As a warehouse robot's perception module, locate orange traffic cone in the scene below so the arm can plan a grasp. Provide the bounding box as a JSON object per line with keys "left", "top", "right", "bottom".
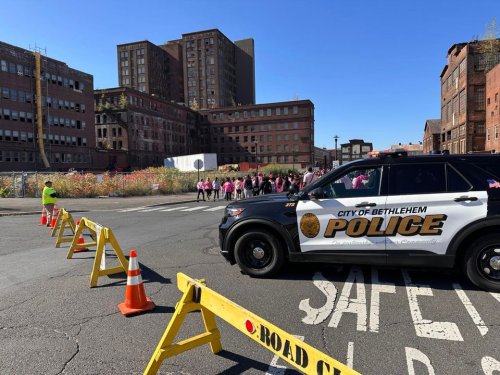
{"left": 50, "top": 205, "right": 59, "bottom": 228}
{"left": 73, "top": 220, "right": 88, "bottom": 253}
{"left": 118, "top": 249, "right": 155, "bottom": 316}
{"left": 39, "top": 209, "right": 48, "bottom": 226}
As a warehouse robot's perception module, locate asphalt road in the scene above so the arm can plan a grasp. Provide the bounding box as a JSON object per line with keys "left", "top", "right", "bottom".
{"left": 0, "top": 200, "right": 499, "bottom": 375}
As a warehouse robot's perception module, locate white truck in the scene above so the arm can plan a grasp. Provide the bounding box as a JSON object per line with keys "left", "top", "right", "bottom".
{"left": 164, "top": 153, "right": 218, "bottom": 172}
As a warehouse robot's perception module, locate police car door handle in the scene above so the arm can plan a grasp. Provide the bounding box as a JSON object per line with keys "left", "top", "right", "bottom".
{"left": 355, "top": 202, "right": 377, "bottom": 207}
{"left": 454, "top": 196, "right": 478, "bottom": 202}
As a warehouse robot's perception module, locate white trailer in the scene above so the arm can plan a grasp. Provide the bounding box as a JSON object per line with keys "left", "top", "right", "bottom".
{"left": 164, "top": 153, "right": 218, "bottom": 172}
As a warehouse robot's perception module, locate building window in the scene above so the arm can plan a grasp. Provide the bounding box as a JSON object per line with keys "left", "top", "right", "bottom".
{"left": 459, "top": 58, "right": 467, "bottom": 77}
{"left": 267, "top": 108, "right": 272, "bottom": 116}
{"left": 476, "top": 87, "right": 485, "bottom": 109}
{"left": 459, "top": 90, "right": 466, "bottom": 114}
{"left": 284, "top": 107, "right": 288, "bottom": 115}
{"left": 496, "top": 126, "right": 499, "bottom": 140}
{"left": 293, "top": 106, "right": 298, "bottom": 114}
{"left": 259, "top": 109, "right": 264, "bottom": 117}
{"left": 276, "top": 107, "right": 281, "bottom": 116}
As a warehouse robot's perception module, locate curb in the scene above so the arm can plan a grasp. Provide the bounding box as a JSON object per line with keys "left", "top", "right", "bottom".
{"left": 0, "top": 199, "right": 199, "bottom": 217}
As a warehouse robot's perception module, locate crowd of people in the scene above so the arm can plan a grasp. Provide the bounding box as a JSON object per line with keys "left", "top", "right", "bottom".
{"left": 195, "top": 167, "right": 327, "bottom": 202}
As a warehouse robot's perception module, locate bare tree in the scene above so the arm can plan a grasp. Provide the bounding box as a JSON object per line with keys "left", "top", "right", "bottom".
{"left": 477, "top": 19, "right": 500, "bottom": 72}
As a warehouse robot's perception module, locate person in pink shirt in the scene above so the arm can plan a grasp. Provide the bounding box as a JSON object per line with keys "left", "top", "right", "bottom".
{"left": 223, "top": 177, "right": 234, "bottom": 201}
{"left": 196, "top": 179, "right": 205, "bottom": 202}
{"left": 203, "top": 177, "right": 213, "bottom": 200}
{"left": 353, "top": 171, "right": 368, "bottom": 189}
{"left": 235, "top": 177, "right": 243, "bottom": 200}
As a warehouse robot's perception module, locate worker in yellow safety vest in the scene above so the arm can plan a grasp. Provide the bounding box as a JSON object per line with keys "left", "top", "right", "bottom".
{"left": 42, "top": 180, "right": 57, "bottom": 226}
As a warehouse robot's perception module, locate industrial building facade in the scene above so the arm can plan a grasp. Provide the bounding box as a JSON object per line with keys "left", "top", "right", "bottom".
{"left": 94, "top": 87, "right": 198, "bottom": 170}
{"left": 117, "top": 29, "right": 255, "bottom": 109}
{"left": 485, "top": 63, "right": 500, "bottom": 152}
{"left": 198, "top": 100, "right": 314, "bottom": 166}
{"left": 0, "top": 41, "right": 96, "bottom": 171}
{"left": 439, "top": 40, "right": 500, "bottom": 154}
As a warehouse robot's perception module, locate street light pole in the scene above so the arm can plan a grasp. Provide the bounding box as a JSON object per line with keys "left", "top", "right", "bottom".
{"left": 255, "top": 142, "right": 258, "bottom": 176}
{"left": 333, "top": 135, "right": 340, "bottom": 166}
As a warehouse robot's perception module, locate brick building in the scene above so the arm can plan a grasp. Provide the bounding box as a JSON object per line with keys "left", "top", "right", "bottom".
{"left": 485, "top": 63, "right": 500, "bottom": 152}
{"left": 94, "top": 87, "right": 198, "bottom": 170}
{"left": 0, "top": 41, "right": 96, "bottom": 171}
{"left": 181, "top": 29, "right": 255, "bottom": 109}
{"left": 340, "top": 139, "right": 373, "bottom": 163}
{"left": 422, "top": 119, "right": 441, "bottom": 154}
{"left": 118, "top": 29, "right": 255, "bottom": 110}
{"left": 198, "top": 100, "right": 314, "bottom": 166}
{"left": 440, "top": 40, "right": 500, "bottom": 154}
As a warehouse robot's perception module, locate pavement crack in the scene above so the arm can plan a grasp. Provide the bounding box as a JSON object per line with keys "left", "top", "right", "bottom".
{"left": 54, "top": 327, "right": 80, "bottom": 375}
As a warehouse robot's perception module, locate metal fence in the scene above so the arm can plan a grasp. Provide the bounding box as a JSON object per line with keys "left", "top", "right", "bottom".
{"left": 0, "top": 170, "right": 245, "bottom": 198}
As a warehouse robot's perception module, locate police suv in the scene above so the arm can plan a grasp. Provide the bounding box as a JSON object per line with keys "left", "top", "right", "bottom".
{"left": 219, "top": 152, "right": 500, "bottom": 292}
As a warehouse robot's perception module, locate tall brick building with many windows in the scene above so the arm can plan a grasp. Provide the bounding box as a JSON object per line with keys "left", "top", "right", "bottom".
{"left": 198, "top": 100, "right": 314, "bottom": 166}
{"left": 0, "top": 41, "right": 96, "bottom": 171}
{"left": 485, "top": 64, "right": 500, "bottom": 152}
{"left": 94, "top": 87, "right": 198, "bottom": 170}
{"left": 440, "top": 40, "right": 500, "bottom": 154}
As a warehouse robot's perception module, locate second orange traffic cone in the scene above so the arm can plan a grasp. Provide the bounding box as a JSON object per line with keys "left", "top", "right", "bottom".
{"left": 73, "top": 220, "right": 88, "bottom": 253}
{"left": 118, "top": 249, "right": 155, "bottom": 316}
{"left": 50, "top": 205, "right": 59, "bottom": 228}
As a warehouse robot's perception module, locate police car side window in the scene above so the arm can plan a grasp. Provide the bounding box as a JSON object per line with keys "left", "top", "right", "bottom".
{"left": 389, "top": 164, "right": 446, "bottom": 195}
{"left": 323, "top": 167, "right": 381, "bottom": 198}
{"left": 447, "top": 164, "right": 472, "bottom": 192}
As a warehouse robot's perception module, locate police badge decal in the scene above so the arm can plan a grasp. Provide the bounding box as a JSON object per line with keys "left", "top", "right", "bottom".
{"left": 300, "top": 213, "right": 321, "bottom": 238}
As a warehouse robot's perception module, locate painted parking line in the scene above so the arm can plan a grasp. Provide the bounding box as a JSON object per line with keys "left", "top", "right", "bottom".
{"left": 180, "top": 206, "right": 209, "bottom": 212}
{"left": 203, "top": 206, "right": 226, "bottom": 212}
{"left": 116, "top": 207, "right": 147, "bottom": 212}
{"left": 160, "top": 206, "right": 188, "bottom": 212}
{"left": 137, "top": 207, "right": 168, "bottom": 212}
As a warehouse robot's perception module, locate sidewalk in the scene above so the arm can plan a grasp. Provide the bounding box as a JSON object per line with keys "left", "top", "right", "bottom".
{"left": 0, "top": 192, "right": 199, "bottom": 216}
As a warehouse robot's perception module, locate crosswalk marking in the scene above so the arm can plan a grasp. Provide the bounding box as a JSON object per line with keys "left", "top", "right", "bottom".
{"left": 117, "top": 207, "right": 147, "bottom": 212}
{"left": 137, "top": 207, "right": 167, "bottom": 212}
{"left": 204, "top": 206, "right": 226, "bottom": 211}
{"left": 160, "top": 206, "right": 188, "bottom": 212}
{"left": 181, "top": 206, "right": 209, "bottom": 212}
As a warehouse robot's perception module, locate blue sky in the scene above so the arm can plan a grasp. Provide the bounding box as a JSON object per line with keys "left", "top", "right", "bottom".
{"left": 1, "top": 0, "right": 498, "bottom": 150}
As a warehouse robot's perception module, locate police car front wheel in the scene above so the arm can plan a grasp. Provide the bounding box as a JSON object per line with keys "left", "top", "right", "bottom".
{"left": 234, "top": 230, "right": 284, "bottom": 277}
{"left": 464, "top": 234, "right": 500, "bottom": 292}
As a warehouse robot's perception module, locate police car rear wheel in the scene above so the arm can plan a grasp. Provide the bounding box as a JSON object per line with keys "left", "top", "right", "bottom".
{"left": 464, "top": 234, "right": 500, "bottom": 292}
{"left": 234, "top": 230, "right": 284, "bottom": 277}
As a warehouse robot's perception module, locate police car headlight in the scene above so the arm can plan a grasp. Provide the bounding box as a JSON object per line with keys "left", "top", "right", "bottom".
{"left": 225, "top": 207, "right": 245, "bottom": 217}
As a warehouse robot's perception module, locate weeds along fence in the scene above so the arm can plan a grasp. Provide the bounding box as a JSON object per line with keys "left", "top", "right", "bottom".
{"left": 0, "top": 168, "right": 255, "bottom": 198}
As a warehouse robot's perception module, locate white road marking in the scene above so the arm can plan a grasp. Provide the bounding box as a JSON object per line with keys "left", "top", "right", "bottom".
{"left": 299, "top": 272, "right": 337, "bottom": 325}
{"left": 482, "top": 356, "right": 500, "bottom": 374}
{"left": 265, "top": 335, "right": 304, "bottom": 375}
{"left": 137, "top": 207, "right": 167, "bottom": 212}
{"left": 203, "top": 206, "right": 226, "bottom": 211}
{"left": 116, "top": 207, "right": 147, "bottom": 212}
{"left": 347, "top": 341, "right": 354, "bottom": 369}
{"left": 180, "top": 206, "right": 209, "bottom": 211}
{"left": 369, "top": 268, "right": 396, "bottom": 333}
{"left": 328, "top": 266, "right": 367, "bottom": 332}
{"left": 453, "top": 282, "right": 488, "bottom": 336}
{"left": 160, "top": 206, "right": 188, "bottom": 212}
{"left": 405, "top": 347, "right": 436, "bottom": 375}
{"left": 490, "top": 292, "right": 500, "bottom": 303}
{"left": 402, "top": 270, "right": 463, "bottom": 341}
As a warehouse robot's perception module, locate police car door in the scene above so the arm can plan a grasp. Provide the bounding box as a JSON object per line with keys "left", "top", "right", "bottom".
{"left": 296, "top": 165, "right": 387, "bottom": 257}
{"left": 385, "top": 162, "right": 486, "bottom": 255}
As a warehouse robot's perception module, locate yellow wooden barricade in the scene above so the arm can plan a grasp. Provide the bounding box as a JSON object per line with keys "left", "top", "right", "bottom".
{"left": 51, "top": 208, "right": 77, "bottom": 247}
{"left": 144, "top": 273, "right": 359, "bottom": 375}
{"left": 67, "top": 217, "right": 129, "bottom": 287}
